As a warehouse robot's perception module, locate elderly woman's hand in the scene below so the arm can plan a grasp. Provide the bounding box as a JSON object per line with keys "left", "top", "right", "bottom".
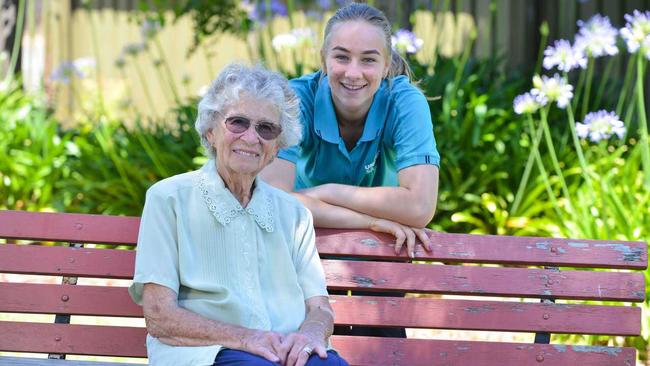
{"left": 239, "top": 329, "right": 286, "bottom": 363}
{"left": 278, "top": 329, "right": 327, "bottom": 366}
{"left": 369, "top": 218, "right": 432, "bottom": 258}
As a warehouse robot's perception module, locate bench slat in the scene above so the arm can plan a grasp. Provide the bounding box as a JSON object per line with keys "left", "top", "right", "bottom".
{"left": 0, "top": 245, "right": 134, "bottom": 279}
{"left": 1, "top": 245, "right": 644, "bottom": 301}
{"left": 330, "top": 336, "right": 637, "bottom": 366}
{"left": 0, "top": 322, "right": 146, "bottom": 358}
{"left": 316, "top": 229, "right": 648, "bottom": 269}
{"left": 0, "top": 356, "right": 142, "bottom": 366}
{"left": 0, "top": 283, "right": 142, "bottom": 317}
{"left": 0, "top": 211, "right": 139, "bottom": 245}
{"left": 331, "top": 295, "right": 641, "bottom": 336}
{"left": 323, "top": 260, "right": 646, "bottom": 301}
{"left": 0, "top": 323, "right": 636, "bottom": 366}
{"left": 2, "top": 211, "right": 646, "bottom": 269}
{"left": 0, "top": 283, "right": 640, "bottom": 336}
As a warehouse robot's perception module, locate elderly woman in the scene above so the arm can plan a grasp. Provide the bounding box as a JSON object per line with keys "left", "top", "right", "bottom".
{"left": 129, "top": 64, "right": 349, "bottom": 366}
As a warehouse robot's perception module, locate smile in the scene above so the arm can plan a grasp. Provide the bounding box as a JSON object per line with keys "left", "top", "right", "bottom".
{"left": 233, "top": 149, "right": 260, "bottom": 157}
{"left": 341, "top": 82, "right": 367, "bottom": 91}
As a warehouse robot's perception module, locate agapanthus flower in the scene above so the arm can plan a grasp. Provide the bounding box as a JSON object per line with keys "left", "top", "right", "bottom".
{"left": 122, "top": 43, "right": 147, "bottom": 57}
{"left": 543, "top": 40, "right": 587, "bottom": 72}
{"left": 391, "top": 29, "right": 424, "bottom": 55}
{"left": 513, "top": 92, "right": 544, "bottom": 115}
{"left": 246, "top": 0, "right": 287, "bottom": 23}
{"left": 576, "top": 110, "right": 626, "bottom": 142}
{"left": 531, "top": 74, "right": 573, "bottom": 109}
{"left": 272, "top": 28, "right": 315, "bottom": 51}
{"left": 620, "top": 10, "right": 650, "bottom": 59}
{"left": 574, "top": 14, "right": 619, "bottom": 57}
{"left": 50, "top": 58, "right": 95, "bottom": 84}
{"left": 140, "top": 18, "right": 162, "bottom": 40}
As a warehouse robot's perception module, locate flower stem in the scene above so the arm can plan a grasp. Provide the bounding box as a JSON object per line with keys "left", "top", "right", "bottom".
{"left": 593, "top": 55, "right": 615, "bottom": 108}
{"left": 540, "top": 107, "right": 573, "bottom": 212}
{"left": 572, "top": 66, "right": 586, "bottom": 111}
{"left": 616, "top": 55, "right": 636, "bottom": 117}
{"left": 153, "top": 38, "right": 181, "bottom": 104}
{"left": 580, "top": 57, "right": 595, "bottom": 119}
{"left": 511, "top": 115, "right": 545, "bottom": 214}
{"left": 87, "top": 8, "right": 105, "bottom": 114}
{"left": 566, "top": 102, "right": 593, "bottom": 189}
{"left": 133, "top": 60, "right": 157, "bottom": 117}
{"left": 635, "top": 56, "right": 650, "bottom": 187}
{"left": 3, "top": 0, "right": 25, "bottom": 85}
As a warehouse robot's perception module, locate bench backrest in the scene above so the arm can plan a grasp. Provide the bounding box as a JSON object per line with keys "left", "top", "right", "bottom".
{"left": 0, "top": 210, "right": 647, "bottom": 365}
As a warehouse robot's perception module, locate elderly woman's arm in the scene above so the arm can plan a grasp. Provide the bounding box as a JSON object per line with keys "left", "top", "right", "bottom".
{"left": 278, "top": 296, "right": 334, "bottom": 366}
{"left": 142, "top": 283, "right": 284, "bottom": 363}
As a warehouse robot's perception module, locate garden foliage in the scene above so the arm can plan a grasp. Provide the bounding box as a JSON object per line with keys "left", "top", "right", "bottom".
{"left": 1, "top": 1, "right": 649, "bottom": 360}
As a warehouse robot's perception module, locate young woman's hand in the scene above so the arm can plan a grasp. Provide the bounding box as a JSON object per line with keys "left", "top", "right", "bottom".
{"left": 368, "top": 218, "right": 432, "bottom": 257}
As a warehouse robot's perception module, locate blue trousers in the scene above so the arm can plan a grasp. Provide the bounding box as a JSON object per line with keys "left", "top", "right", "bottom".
{"left": 213, "top": 349, "right": 349, "bottom": 366}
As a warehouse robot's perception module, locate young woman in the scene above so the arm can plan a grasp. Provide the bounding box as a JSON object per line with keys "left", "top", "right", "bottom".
{"left": 262, "top": 3, "right": 440, "bottom": 259}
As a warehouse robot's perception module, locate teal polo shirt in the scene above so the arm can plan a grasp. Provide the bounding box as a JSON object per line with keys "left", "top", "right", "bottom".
{"left": 278, "top": 71, "right": 440, "bottom": 190}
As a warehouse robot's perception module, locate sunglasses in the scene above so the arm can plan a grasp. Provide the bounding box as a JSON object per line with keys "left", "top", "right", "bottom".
{"left": 221, "top": 115, "right": 283, "bottom": 141}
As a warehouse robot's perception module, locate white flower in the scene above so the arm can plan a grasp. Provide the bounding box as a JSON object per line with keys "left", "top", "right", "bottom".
{"left": 576, "top": 110, "right": 625, "bottom": 142}
{"left": 391, "top": 29, "right": 424, "bottom": 55}
{"left": 272, "top": 28, "right": 315, "bottom": 51}
{"left": 140, "top": 18, "right": 162, "bottom": 40}
{"left": 531, "top": 74, "right": 573, "bottom": 109}
{"left": 272, "top": 33, "right": 297, "bottom": 51}
{"left": 574, "top": 15, "right": 619, "bottom": 57}
{"left": 513, "top": 92, "right": 543, "bottom": 115}
{"left": 50, "top": 58, "right": 95, "bottom": 84}
{"left": 543, "top": 40, "right": 587, "bottom": 72}
{"left": 620, "top": 10, "right": 650, "bottom": 58}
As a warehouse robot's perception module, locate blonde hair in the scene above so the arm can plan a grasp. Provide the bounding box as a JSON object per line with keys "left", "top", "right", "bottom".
{"left": 321, "top": 2, "right": 413, "bottom": 81}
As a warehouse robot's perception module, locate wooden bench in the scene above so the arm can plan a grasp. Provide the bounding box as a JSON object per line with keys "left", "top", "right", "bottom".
{"left": 0, "top": 209, "right": 647, "bottom": 366}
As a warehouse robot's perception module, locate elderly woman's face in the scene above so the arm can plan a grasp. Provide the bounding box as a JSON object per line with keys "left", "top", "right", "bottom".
{"left": 207, "top": 94, "right": 280, "bottom": 177}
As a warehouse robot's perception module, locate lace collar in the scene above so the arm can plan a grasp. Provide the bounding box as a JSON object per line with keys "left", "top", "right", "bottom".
{"left": 195, "top": 160, "right": 274, "bottom": 232}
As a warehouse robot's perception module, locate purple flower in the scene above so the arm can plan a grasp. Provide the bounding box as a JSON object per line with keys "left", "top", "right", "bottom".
{"left": 244, "top": 0, "right": 287, "bottom": 24}
{"left": 576, "top": 110, "right": 626, "bottom": 142}
{"left": 574, "top": 15, "right": 619, "bottom": 57}
{"left": 318, "top": 0, "right": 332, "bottom": 9}
{"left": 391, "top": 29, "right": 424, "bottom": 55}
{"left": 543, "top": 40, "right": 587, "bottom": 72}
{"left": 531, "top": 74, "right": 573, "bottom": 109}
{"left": 620, "top": 10, "right": 650, "bottom": 60}
{"left": 513, "top": 92, "right": 543, "bottom": 115}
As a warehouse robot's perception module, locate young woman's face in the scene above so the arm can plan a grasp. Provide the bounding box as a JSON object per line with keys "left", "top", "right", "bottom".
{"left": 323, "top": 20, "right": 389, "bottom": 118}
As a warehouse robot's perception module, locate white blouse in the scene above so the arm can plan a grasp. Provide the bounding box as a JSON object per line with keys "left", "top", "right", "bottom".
{"left": 129, "top": 160, "right": 328, "bottom": 366}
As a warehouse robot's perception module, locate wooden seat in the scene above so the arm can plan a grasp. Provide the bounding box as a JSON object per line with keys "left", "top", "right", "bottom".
{"left": 0, "top": 210, "right": 647, "bottom": 365}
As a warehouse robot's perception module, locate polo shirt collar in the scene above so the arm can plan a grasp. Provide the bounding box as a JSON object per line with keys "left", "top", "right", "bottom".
{"left": 196, "top": 160, "right": 274, "bottom": 232}
{"left": 314, "top": 75, "right": 390, "bottom": 144}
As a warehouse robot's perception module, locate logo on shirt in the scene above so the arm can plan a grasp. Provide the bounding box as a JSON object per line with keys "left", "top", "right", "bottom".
{"left": 364, "top": 152, "right": 379, "bottom": 174}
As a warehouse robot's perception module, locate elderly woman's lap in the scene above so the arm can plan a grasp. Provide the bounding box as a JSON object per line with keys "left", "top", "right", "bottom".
{"left": 213, "top": 349, "right": 349, "bottom": 366}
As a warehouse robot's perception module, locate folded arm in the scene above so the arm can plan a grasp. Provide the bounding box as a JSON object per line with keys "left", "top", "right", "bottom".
{"left": 300, "top": 164, "right": 439, "bottom": 228}
{"left": 261, "top": 159, "right": 435, "bottom": 256}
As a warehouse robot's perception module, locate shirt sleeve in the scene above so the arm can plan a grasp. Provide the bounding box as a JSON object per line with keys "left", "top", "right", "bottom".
{"left": 128, "top": 184, "right": 181, "bottom": 305}
{"left": 391, "top": 81, "right": 441, "bottom": 170}
{"left": 291, "top": 207, "right": 328, "bottom": 300}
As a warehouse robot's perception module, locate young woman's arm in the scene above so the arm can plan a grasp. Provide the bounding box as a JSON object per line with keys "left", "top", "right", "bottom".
{"left": 261, "top": 159, "right": 432, "bottom": 256}
{"left": 299, "top": 164, "right": 439, "bottom": 228}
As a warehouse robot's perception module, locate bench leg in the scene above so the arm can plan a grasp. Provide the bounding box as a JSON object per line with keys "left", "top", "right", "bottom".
{"left": 48, "top": 242, "right": 83, "bottom": 360}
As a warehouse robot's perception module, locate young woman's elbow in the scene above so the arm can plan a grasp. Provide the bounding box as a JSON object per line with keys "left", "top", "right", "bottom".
{"left": 408, "top": 200, "right": 436, "bottom": 228}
